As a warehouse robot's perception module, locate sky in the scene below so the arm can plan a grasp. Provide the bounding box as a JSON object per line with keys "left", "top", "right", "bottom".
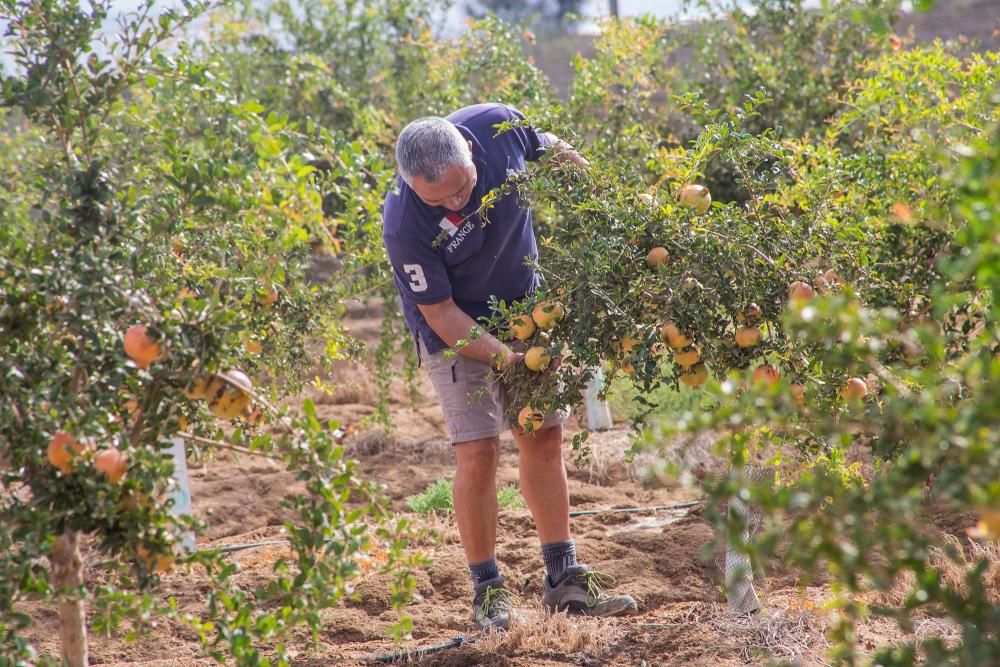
{"left": 1, "top": 0, "right": 706, "bottom": 72}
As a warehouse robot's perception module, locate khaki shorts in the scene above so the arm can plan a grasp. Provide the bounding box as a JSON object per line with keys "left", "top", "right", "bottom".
{"left": 420, "top": 340, "right": 569, "bottom": 444}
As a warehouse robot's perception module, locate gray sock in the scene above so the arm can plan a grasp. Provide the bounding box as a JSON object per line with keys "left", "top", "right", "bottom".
{"left": 541, "top": 540, "right": 577, "bottom": 583}
{"left": 469, "top": 557, "right": 500, "bottom": 586}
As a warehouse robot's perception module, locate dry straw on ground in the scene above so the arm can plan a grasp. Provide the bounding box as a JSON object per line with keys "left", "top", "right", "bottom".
{"left": 477, "top": 601, "right": 618, "bottom": 657}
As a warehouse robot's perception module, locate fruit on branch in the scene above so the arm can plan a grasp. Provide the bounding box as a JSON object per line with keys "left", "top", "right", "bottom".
{"left": 510, "top": 314, "right": 536, "bottom": 341}
{"left": 735, "top": 326, "right": 761, "bottom": 348}
{"left": 660, "top": 321, "right": 693, "bottom": 349}
{"left": 257, "top": 285, "right": 278, "bottom": 306}
{"left": 123, "top": 324, "right": 163, "bottom": 369}
{"left": 677, "top": 184, "right": 711, "bottom": 213}
{"left": 790, "top": 383, "right": 806, "bottom": 408}
{"left": 637, "top": 192, "right": 658, "bottom": 207}
{"left": 841, "top": 377, "right": 868, "bottom": 401}
{"left": 242, "top": 406, "right": 266, "bottom": 427}
{"left": 517, "top": 406, "right": 545, "bottom": 431}
{"left": 183, "top": 375, "right": 212, "bottom": 400}
{"left": 47, "top": 431, "right": 89, "bottom": 475}
{"left": 205, "top": 370, "right": 253, "bottom": 420}
{"left": 674, "top": 345, "right": 701, "bottom": 367}
{"left": 94, "top": 448, "right": 128, "bottom": 483}
{"left": 136, "top": 544, "right": 175, "bottom": 574}
{"left": 524, "top": 346, "right": 552, "bottom": 372}
{"left": 532, "top": 301, "right": 565, "bottom": 330}
{"left": 681, "top": 277, "right": 703, "bottom": 292}
{"left": 752, "top": 363, "right": 781, "bottom": 387}
{"left": 679, "top": 362, "right": 708, "bottom": 388}
{"left": 788, "top": 281, "right": 816, "bottom": 303}
{"left": 646, "top": 246, "right": 669, "bottom": 268}
{"left": 612, "top": 335, "right": 641, "bottom": 355}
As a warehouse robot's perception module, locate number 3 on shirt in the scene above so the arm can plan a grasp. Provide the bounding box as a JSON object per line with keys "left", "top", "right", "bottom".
{"left": 403, "top": 264, "right": 428, "bottom": 292}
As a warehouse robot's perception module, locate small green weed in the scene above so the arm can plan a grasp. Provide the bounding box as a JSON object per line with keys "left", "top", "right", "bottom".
{"left": 406, "top": 479, "right": 525, "bottom": 514}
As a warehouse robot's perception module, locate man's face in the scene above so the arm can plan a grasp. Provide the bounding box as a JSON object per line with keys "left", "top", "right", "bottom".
{"left": 409, "top": 141, "right": 477, "bottom": 212}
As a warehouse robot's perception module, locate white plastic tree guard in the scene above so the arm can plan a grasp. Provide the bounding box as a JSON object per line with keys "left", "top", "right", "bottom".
{"left": 167, "top": 437, "right": 197, "bottom": 554}
{"left": 583, "top": 366, "right": 613, "bottom": 431}
{"left": 724, "top": 494, "right": 761, "bottom": 615}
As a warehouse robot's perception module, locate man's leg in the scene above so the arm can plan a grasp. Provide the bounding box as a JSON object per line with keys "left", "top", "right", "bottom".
{"left": 454, "top": 436, "right": 521, "bottom": 631}
{"left": 514, "top": 422, "right": 638, "bottom": 618}
{"left": 453, "top": 437, "right": 501, "bottom": 563}
{"left": 512, "top": 424, "right": 570, "bottom": 544}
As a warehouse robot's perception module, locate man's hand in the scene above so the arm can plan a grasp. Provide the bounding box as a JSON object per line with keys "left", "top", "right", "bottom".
{"left": 493, "top": 348, "right": 523, "bottom": 373}
{"left": 546, "top": 133, "right": 590, "bottom": 169}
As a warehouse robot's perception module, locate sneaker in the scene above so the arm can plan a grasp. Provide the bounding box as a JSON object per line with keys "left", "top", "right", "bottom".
{"left": 472, "top": 576, "right": 520, "bottom": 631}
{"left": 542, "top": 564, "right": 638, "bottom": 617}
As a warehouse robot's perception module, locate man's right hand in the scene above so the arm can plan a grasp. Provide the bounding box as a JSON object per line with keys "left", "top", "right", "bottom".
{"left": 494, "top": 349, "right": 523, "bottom": 373}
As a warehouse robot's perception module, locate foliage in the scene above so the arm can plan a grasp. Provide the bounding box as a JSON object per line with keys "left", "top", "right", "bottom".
{"left": 606, "top": 364, "right": 707, "bottom": 424}
{"left": 479, "top": 32, "right": 999, "bottom": 663}
{"left": 659, "top": 122, "right": 1000, "bottom": 665}
{"left": 0, "top": 0, "right": 995, "bottom": 662}
{"left": 0, "top": 0, "right": 418, "bottom": 663}
{"left": 667, "top": 0, "right": 902, "bottom": 139}
{"left": 407, "top": 478, "right": 525, "bottom": 514}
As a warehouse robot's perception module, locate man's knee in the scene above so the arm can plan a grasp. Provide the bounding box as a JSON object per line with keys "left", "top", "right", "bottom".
{"left": 515, "top": 425, "right": 563, "bottom": 453}
{"left": 455, "top": 437, "right": 501, "bottom": 476}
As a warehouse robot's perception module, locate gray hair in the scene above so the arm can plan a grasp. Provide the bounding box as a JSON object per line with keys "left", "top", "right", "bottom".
{"left": 395, "top": 117, "right": 472, "bottom": 184}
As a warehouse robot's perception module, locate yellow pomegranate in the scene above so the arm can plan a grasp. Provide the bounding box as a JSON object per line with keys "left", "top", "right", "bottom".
{"left": 824, "top": 268, "right": 844, "bottom": 286}
{"left": 510, "top": 314, "right": 536, "bottom": 341}
{"left": 183, "top": 375, "right": 212, "bottom": 400}
{"left": 646, "top": 247, "right": 669, "bottom": 268}
{"left": 677, "top": 184, "right": 711, "bottom": 213}
{"left": 673, "top": 346, "right": 701, "bottom": 367}
{"left": 735, "top": 326, "right": 761, "bottom": 348}
{"left": 660, "top": 322, "right": 693, "bottom": 349}
{"left": 841, "top": 377, "right": 868, "bottom": 401}
{"left": 136, "top": 544, "right": 175, "bottom": 574}
{"left": 790, "top": 383, "right": 806, "bottom": 408}
{"left": 523, "top": 346, "right": 552, "bottom": 372}
{"left": 206, "top": 370, "right": 253, "bottom": 420}
{"left": 752, "top": 364, "right": 781, "bottom": 387}
{"left": 517, "top": 406, "right": 545, "bottom": 432}
{"left": 679, "top": 363, "right": 708, "bottom": 388}
{"left": 532, "top": 301, "right": 565, "bottom": 330}
{"left": 787, "top": 281, "right": 816, "bottom": 303}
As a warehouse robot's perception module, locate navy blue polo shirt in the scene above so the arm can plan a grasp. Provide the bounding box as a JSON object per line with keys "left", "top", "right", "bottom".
{"left": 382, "top": 103, "right": 551, "bottom": 356}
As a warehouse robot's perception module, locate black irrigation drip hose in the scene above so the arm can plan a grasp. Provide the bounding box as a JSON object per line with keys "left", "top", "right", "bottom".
{"left": 366, "top": 635, "right": 469, "bottom": 664}
{"left": 204, "top": 501, "right": 705, "bottom": 556}
{"left": 208, "top": 539, "right": 291, "bottom": 555}
{"left": 568, "top": 499, "right": 703, "bottom": 517}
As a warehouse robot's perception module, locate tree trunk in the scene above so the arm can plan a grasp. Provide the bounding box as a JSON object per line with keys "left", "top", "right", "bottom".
{"left": 608, "top": 0, "right": 620, "bottom": 17}
{"left": 51, "top": 530, "right": 88, "bottom": 667}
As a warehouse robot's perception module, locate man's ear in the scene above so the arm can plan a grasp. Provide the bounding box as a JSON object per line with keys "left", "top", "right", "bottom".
{"left": 467, "top": 140, "right": 473, "bottom": 155}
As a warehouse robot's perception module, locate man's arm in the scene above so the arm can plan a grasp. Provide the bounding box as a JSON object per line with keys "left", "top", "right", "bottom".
{"left": 418, "top": 298, "right": 520, "bottom": 371}
{"left": 544, "top": 133, "right": 589, "bottom": 168}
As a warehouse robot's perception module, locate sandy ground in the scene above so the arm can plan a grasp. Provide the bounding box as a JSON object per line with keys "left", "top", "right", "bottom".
{"left": 19, "top": 301, "right": 979, "bottom": 666}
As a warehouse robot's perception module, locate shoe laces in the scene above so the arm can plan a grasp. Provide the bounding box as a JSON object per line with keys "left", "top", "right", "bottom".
{"left": 478, "top": 585, "right": 517, "bottom": 618}
{"left": 578, "top": 570, "right": 616, "bottom": 605}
